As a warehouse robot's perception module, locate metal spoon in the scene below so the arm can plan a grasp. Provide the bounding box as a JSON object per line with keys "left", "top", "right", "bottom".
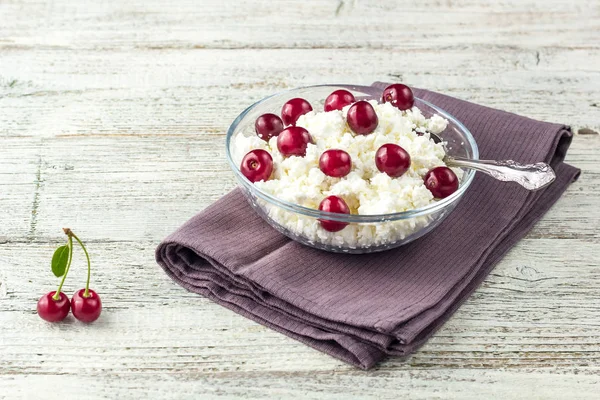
{"left": 429, "top": 132, "right": 556, "bottom": 191}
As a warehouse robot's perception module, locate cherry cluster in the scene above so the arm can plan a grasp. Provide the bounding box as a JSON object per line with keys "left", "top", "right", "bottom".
{"left": 241, "top": 84, "right": 459, "bottom": 232}
{"left": 37, "top": 228, "right": 102, "bottom": 323}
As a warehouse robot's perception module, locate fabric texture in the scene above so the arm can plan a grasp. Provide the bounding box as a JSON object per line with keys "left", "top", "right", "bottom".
{"left": 156, "top": 83, "right": 580, "bottom": 369}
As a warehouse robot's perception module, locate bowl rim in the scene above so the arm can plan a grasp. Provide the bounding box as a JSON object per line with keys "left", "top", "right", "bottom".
{"left": 225, "top": 84, "right": 479, "bottom": 223}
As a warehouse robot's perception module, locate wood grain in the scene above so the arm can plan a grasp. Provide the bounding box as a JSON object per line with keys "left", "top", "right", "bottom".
{"left": 1, "top": 0, "right": 599, "bottom": 398}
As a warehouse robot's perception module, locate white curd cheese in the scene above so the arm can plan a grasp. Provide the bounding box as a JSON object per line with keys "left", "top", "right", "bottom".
{"left": 233, "top": 100, "right": 463, "bottom": 249}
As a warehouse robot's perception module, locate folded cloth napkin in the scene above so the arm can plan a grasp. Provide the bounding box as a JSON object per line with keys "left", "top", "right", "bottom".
{"left": 156, "top": 82, "right": 580, "bottom": 369}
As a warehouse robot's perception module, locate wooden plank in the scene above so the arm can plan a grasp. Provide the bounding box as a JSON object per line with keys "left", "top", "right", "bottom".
{"left": 1, "top": 47, "right": 599, "bottom": 138}
{"left": 3, "top": 368, "right": 600, "bottom": 400}
{"left": 1, "top": 135, "right": 597, "bottom": 242}
{"left": 0, "top": 239, "right": 600, "bottom": 360}
{"left": 0, "top": 138, "right": 40, "bottom": 239}
{"left": 2, "top": 369, "right": 599, "bottom": 400}
{"left": 0, "top": 0, "right": 598, "bottom": 50}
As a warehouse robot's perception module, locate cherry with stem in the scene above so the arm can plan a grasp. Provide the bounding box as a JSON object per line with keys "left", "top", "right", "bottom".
{"left": 63, "top": 228, "right": 102, "bottom": 323}
{"left": 37, "top": 235, "right": 74, "bottom": 322}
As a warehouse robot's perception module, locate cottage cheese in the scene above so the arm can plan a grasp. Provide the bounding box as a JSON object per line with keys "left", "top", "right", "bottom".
{"left": 233, "top": 100, "right": 462, "bottom": 249}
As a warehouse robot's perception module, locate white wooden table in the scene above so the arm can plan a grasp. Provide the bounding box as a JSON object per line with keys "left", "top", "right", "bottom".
{"left": 1, "top": 1, "right": 599, "bottom": 398}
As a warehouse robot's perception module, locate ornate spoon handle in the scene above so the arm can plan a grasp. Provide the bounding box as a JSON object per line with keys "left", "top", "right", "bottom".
{"left": 446, "top": 157, "right": 556, "bottom": 191}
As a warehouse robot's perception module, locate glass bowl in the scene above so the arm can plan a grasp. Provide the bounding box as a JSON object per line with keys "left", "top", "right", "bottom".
{"left": 225, "top": 84, "right": 479, "bottom": 254}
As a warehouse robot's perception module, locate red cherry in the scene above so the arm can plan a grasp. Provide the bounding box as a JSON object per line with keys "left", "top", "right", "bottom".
{"left": 324, "top": 90, "right": 356, "bottom": 112}
{"left": 281, "top": 98, "right": 313, "bottom": 126}
{"left": 240, "top": 149, "right": 273, "bottom": 182}
{"left": 37, "top": 291, "right": 70, "bottom": 322}
{"left": 319, "top": 149, "right": 352, "bottom": 178}
{"left": 255, "top": 113, "right": 284, "bottom": 141}
{"left": 381, "top": 83, "right": 414, "bottom": 110}
{"left": 424, "top": 166, "right": 459, "bottom": 198}
{"left": 71, "top": 289, "right": 102, "bottom": 323}
{"left": 347, "top": 101, "right": 378, "bottom": 135}
{"left": 318, "top": 195, "right": 350, "bottom": 232}
{"left": 277, "top": 126, "right": 312, "bottom": 157}
{"left": 375, "top": 144, "right": 411, "bottom": 177}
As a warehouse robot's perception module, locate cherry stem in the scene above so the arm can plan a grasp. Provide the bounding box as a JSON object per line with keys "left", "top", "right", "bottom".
{"left": 53, "top": 236, "right": 73, "bottom": 301}
{"left": 63, "top": 228, "right": 92, "bottom": 298}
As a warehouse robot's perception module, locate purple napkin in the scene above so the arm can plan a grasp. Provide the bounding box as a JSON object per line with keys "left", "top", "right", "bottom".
{"left": 156, "top": 83, "right": 580, "bottom": 369}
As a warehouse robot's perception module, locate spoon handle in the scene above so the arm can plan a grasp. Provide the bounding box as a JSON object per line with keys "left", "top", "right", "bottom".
{"left": 446, "top": 157, "right": 556, "bottom": 191}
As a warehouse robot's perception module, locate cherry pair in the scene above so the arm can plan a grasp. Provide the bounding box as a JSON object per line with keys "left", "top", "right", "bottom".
{"left": 319, "top": 143, "right": 411, "bottom": 180}
{"left": 37, "top": 228, "right": 102, "bottom": 323}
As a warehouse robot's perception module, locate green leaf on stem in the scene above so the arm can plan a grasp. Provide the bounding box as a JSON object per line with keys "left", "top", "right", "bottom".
{"left": 51, "top": 245, "right": 70, "bottom": 277}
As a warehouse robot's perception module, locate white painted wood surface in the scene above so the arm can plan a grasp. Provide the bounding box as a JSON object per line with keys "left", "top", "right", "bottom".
{"left": 1, "top": 0, "right": 599, "bottom": 398}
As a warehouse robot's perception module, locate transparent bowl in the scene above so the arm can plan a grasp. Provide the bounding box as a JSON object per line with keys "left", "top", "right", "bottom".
{"left": 226, "top": 84, "right": 479, "bottom": 253}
